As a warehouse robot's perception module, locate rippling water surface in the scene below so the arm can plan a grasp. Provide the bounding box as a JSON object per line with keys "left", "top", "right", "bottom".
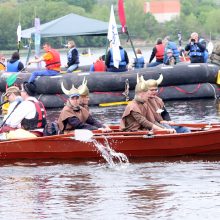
{"left": 1, "top": 99, "right": 220, "bottom": 220}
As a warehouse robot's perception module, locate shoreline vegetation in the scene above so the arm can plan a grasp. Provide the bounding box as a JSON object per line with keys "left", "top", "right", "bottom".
{"left": 1, "top": 1, "right": 220, "bottom": 51}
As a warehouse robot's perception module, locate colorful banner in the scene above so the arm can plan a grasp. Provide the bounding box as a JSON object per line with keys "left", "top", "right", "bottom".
{"left": 107, "top": 5, "right": 121, "bottom": 68}
{"left": 118, "top": 0, "right": 126, "bottom": 33}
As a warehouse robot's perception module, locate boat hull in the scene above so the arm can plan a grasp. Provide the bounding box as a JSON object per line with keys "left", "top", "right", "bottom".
{"left": 1, "top": 128, "right": 220, "bottom": 159}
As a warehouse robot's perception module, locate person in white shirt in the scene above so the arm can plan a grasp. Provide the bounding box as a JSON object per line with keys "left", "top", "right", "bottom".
{"left": 1, "top": 82, "right": 47, "bottom": 132}
{"left": 3, "top": 86, "right": 23, "bottom": 121}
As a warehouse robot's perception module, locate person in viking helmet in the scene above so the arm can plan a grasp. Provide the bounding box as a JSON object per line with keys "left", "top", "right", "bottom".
{"left": 78, "top": 77, "right": 90, "bottom": 111}
{"left": 144, "top": 74, "right": 191, "bottom": 133}
{"left": 58, "top": 82, "right": 111, "bottom": 133}
{"left": 120, "top": 74, "right": 176, "bottom": 133}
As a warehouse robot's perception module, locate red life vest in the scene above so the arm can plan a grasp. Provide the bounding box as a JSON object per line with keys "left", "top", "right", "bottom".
{"left": 155, "top": 44, "right": 165, "bottom": 60}
{"left": 94, "top": 60, "right": 106, "bottom": 72}
{"left": 45, "top": 49, "right": 61, "bottom": 70}
{"left": 21, "top": 100, "right": 47, "bottom": 130}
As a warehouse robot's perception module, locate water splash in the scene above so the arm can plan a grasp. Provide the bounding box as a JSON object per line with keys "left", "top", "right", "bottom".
{"left": 89, "top": 137, "right": 129, "bottom": 168}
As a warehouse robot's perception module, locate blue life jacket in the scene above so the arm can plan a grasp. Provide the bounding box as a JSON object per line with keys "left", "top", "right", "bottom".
{"left": 167, "top": 42, "right": 180, "bottom": 62}
{"left": 67, "top": 48, "right": 79, "bottom": 64}
{"left": 190, "top": 38, "right": 206, "bottom": 59}
{"left": 7, "top": 60, "right": 19, "bottom": 72}
{"left": 110, "top": 48, "right": 127, "bottom": 67}
{"left": 134, "top": 56, "right": 145, "bottom": 69}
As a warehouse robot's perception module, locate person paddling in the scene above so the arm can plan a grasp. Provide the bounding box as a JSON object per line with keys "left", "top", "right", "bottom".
{"left": 58, "top": 83, "right": 111, "bottom": 133}
{"left": 28, "top": 42, "right": 61, "bottom": 83}
{"left": 0, "top": 82, "right": 47, "bottom": 134}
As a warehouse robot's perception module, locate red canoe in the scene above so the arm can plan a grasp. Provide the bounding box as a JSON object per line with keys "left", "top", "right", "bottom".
{"left": 1, "top": 123, "right": 220, "bottom": 159}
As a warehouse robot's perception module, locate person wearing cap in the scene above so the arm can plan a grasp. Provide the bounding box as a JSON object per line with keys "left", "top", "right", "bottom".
{"left": 3, "top": 86, "right": 22, "bottom": 119}
{"left": 58, "top": 83, "right": 111, "bottom": 133}
{"left": 2, "top": 82, "right": 47, "bottom": 132}
{"left": 0, "top": 86, "right": 23, "bottom": 133}
{"left": 28, "top": 42, "right": 61, "bottom": 83}
{"left": 120, "top": 74, "right": 176, "bottom": 133}
{"left": 185, "top": 32, "right": 207, "bottom": 63}
{"left": 164, "top": 49, "right": 176, "bottom": 65}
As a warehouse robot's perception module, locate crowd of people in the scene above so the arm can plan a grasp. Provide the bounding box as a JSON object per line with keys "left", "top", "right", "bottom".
{"left": 0, "top": 32, "right": 211, "bottom": 138}
{"left": 0, "top": 31, "right": 209, "bottom": 76}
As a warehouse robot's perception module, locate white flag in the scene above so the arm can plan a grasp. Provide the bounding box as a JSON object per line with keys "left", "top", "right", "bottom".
{"left": 17, "top": 23, "right": 21, "bottom": 42}
{"left": 107, "top": 5, "right": 121, "bottom": 68}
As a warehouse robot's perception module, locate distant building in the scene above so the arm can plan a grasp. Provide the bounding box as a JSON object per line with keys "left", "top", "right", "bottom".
{"left": 144, "top": 0, "right": 181, "bottom": 23}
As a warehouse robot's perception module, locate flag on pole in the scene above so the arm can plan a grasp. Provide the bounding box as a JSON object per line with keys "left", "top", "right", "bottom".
{"left": 35, "top": 17, "right": 41, "bottom": 68}
{"left": 118, "top": 0, "right": 126, "bottom": 33}
{"left": 107, "top": 5, "right": 121, "bottom": 68}
{"left": 17, "top": 23, "right": 21, "bottom": 52}
{"left": 17, "top": 23, "right": 22, "bottom": 42}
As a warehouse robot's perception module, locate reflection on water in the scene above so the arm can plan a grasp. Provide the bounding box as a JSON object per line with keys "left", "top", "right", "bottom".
{"left": 1, "top": 99, "right": 220, "bottom": 219}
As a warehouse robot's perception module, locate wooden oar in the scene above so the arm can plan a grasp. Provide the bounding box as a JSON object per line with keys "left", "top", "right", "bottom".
{"left": 73, "top": 129, "right": 172, "bottom": 142}
{"left": 99, "top": 101, "right": 129, "bottom": 107}
{"left": 172, "top": 123, "right": 220, "bottom": 128}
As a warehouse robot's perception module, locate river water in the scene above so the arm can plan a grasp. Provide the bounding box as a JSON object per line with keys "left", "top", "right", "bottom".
{"left": 1, "top": 99, "right": 220, "bottom": 219}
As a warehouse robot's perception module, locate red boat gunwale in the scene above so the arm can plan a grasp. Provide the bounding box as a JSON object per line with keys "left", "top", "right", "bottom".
{"left": 0, "top": 125, "right": 220, "bottom": 159}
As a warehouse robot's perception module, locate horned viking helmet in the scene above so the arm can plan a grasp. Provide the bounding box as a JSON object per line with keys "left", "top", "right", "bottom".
{"left": 61, "top": 82, "right": 79, "bottom": 98}
{"left": 61, "top": 77, "right": 89, "bottom": 97}
{"left": 135, "top": 73, "right": 163, "bottom": 93}
{"left": 78, "top": 77, "right": 89, "bottom": 96}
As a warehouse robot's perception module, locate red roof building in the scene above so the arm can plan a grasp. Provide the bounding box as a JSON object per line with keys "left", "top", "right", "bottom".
{"left": 144, "top": 0, "right": 181, "bottom": 23}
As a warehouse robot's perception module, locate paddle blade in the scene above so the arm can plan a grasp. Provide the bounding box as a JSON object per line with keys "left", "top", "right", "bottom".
{"left": 74, "top": 129, "right": 94, "bottom": 141}
{"left": 6, "top": 73, "right": 18, "bottom": 87}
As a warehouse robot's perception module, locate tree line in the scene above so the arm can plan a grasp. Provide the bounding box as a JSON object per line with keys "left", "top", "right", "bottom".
{"left": 0, "top": 0, "right": 220, "bottom": 50}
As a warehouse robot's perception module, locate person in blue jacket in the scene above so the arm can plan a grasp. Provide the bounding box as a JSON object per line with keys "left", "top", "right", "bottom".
{"left": 7, "top": 52, "right": 24, "bottom": 72}
{"left": 163, "top": 36, "right": 180, "bottom": 64}
{"left": 185, "top": 32, "right": 207, "bottom": 63}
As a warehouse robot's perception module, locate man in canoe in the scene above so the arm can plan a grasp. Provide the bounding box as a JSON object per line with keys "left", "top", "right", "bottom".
{"left": 0, "top": 82, "right": 47, "bottom": 134}
{"left": 143, "top": 74, "right": 191, "bottom": 133}
{"left": 120, "top": 74, "right": 190, "bottom": 133}
{"left": 120, "top": 74, "right": 176, "bottom": 133}
{"left": 27, "top": 42, "right": 61, "bottom": 83}
{"left": 58, "top": 83, "right": 111, "bottom": 133}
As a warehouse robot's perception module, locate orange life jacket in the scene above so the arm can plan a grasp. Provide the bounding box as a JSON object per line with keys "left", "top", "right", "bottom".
{"left": 45, "top": 49, "right": 61, "bottom": 70}
{"left": 155, "top": 44, "right": 165, "bottom": 60}
{"left": 94, "top": 60, "right": 106, "bottom": 72}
